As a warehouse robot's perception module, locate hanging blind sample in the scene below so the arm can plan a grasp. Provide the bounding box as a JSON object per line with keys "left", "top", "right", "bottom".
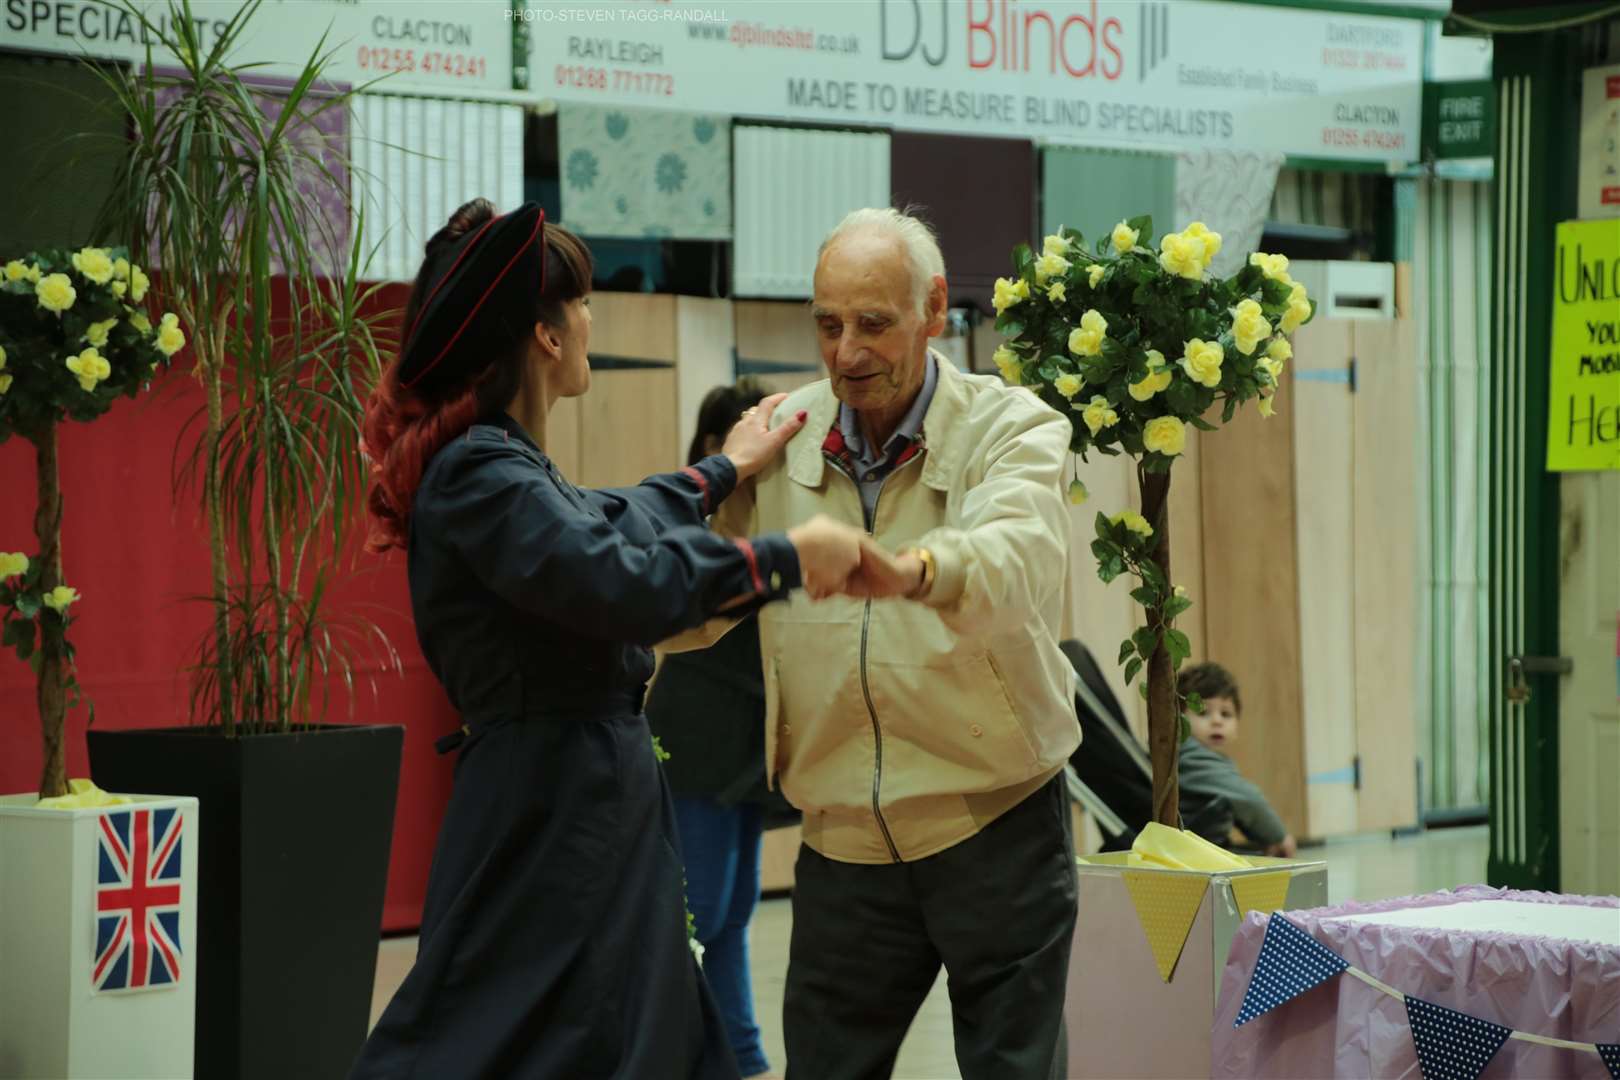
{"left": 733, "top": 125, "right": 890, "bottom": 299}
{"left": 557, "top": 103, "right": 732, "bottom": 241}
{"left": 350, "top": 94, "right": 525, "bottom": 283}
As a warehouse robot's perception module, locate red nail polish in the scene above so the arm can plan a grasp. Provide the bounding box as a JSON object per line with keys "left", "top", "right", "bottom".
{"left": 796, "top": 410, "right": 808, "bottom": 422}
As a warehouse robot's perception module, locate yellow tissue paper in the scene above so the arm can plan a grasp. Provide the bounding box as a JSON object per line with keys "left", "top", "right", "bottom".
{"left": 1132, "top": 821, "right": 1251, "bottom": 872}
{"left": 34, "top": 778, "right": 130, "bottom": 810}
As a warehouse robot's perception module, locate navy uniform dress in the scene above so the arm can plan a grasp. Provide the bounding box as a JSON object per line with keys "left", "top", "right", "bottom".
{"left": 352, "top": 412, "right": 799, "bottom": 1080}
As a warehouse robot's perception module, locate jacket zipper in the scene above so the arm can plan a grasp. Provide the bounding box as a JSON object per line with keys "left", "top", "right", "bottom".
{"left": 847, "top": 453, "right": 924, "bottom": 864}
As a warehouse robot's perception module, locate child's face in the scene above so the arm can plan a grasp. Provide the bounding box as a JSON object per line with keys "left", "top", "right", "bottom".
{"left": 1190, "top": 694, "right": 1240, "bottom": 751}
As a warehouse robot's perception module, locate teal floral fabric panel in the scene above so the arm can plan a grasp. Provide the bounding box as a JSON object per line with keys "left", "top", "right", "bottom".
{"left": 558, "top": 104, "right": 731, "bottom": 240}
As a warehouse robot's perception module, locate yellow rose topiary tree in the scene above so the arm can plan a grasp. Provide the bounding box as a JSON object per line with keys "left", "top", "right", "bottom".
{"left": 993, "top": 218, "right": 1314, "bottom": 826}
{"left": 0, "top": 248, "right": 179, "bottom": 798}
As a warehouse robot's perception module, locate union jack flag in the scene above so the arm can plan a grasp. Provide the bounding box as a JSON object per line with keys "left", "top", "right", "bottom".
{"left": 93, "top": 807, "right": 184, "bottom": 993}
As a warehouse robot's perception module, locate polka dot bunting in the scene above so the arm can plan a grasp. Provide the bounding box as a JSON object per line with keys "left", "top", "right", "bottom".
{"left": 1122, "top": 870, "right": 1209, "bottom": 983}
{"left": 1598, "top": 1043, "right": 1620, "bottom": 1079}
{"left": 1233, "top": 914, "right": 1350, "bottom": 1027}
{"left": 1404, "top": 995, "right": 1511, "bottom": 1080}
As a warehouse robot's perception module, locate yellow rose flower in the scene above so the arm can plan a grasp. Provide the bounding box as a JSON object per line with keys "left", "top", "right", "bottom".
{"left": 111, "top": 281, "right": 127, "bottom": 298}
{"left": 1158, "top": 231, "right": 1206, "bottom": 280}
{"left": 84, "top": 317, "right": 119, "bottom": 348}
{"left": 3, "top": 260, "right": 27, "bottom": 283}
{"left": 113, "top": 257, "right": 130, "bottom": 281}
{"left": 1046, "top": 281, "right": 1067, "bottom": 303}
{"left": 1054, "top": 372, "right": 1083, "bottom": 399}
{"left": 129, "top": 265, "right": 150, "bottom": 302}
{"left": 993, "top": 344, "right": 1022, "bottom": 385}
{"left": 156, "top": 312, "right": 186, "bottom": 357}
{"left": 1232, "top": 298, "right": 1272, "bottom": 356}
{"left": 1173, "top": 584, "right": 1188, "bottom": 599}
{"left": 1142, "top": 415, "right": 1187, "bottom": 457}
{"left": 1128, "top": 367, "right": 1173, "bottom": 402}
{"left": 1280, "top": 298, "right": 1311, "bottom": 334}
{"left": 0, "top": 343, "right": 6, "bottom": 369}
{"left": 1043, "top": 234, "right": 1071, "bottom": 258}
{"left": 1068, "top": 479, "right": 1088, "bottom": 506}
{"left": 1258, "top": 390, "right": 1277, "bottom": 418}
{"left": 1267, "top": 337, "right": 1292, "bottom": 364}
{"left": 1109, "top": 510, "right": 1154, "bottom": 539}
{"left": 1179, "top": 338, "right": 1223, "bottom": 388}
{"left": 0, "top": 374, "right": 11, "bottom": 395}
{"left": 65, "top": 347, "right": 112, "bottom": 392}
{"left": 70, "top": 247, "right": 115, "bottom": 285}
{"left": 1183, "top": 221, "right": 1222, "bottom": 266}
{"left": 1068, "top": 309, "right": 1108, "bottom": 358}
{"left": 1080, "top": 394, "right": 1119, "bottom": 436}
{"left": 992, "top": 276, "right": 1030, "bottom": 315}
{"left": 36, "top": 273, "right": 77, "bottom": 314}
{"left": 1249, "top": 251, "right": 1291, "bottom": 283}
{"left": 1087, "top": 264, "right": 1106, "bottom": 289}
{"left": 23, "top": 264, "right": 41, "bottom": 283}
{"left": 1034, "top": 252, "right": 1071, "bottom": 284}
{"left": 0, "top": 552, "right": 27, "bottom": 577}
{"left": 130, "top": 311, "right": 151, "bottom": 334}
{"left": 1111, "top": 221, "right": 1139, "bottom": 253}
{"left": 42, "top": 585, "right": 80, "bottom": 613}
{"left": 1257, "top": 355, "right": 1284, "bottom": 384}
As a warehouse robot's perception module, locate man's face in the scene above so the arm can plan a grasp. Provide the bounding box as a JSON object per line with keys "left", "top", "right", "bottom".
{"left": 811, "top": 232, "right": 945, "bottom": 416}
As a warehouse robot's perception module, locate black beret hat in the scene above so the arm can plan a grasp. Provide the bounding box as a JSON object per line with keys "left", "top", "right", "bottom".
{"left": 399, "top": 204, "right": 546, "bottom": 393}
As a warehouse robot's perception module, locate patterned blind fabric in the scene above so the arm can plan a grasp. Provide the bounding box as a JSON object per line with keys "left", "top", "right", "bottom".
{"left": 558, "top": 103, "right": 731, "bottom": 241}
{"left": 1175, "top": 150, "right": 1285, "bottom": 279}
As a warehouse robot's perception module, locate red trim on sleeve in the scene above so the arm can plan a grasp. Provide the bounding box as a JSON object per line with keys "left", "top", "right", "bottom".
{"left": 734, "top": 538, "right": 765, "bottom": 595}
{"left": 680, "top": 466, "right": 710, "bottom": 513}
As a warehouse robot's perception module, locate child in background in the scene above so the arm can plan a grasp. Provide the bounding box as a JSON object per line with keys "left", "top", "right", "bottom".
{"left": 1176, "top": 662, "right": 1298, "bottom": 858}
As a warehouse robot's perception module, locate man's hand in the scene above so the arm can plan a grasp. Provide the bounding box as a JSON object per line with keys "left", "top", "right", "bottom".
{"left": 721, "top": 393, "right": 808, "bottom": 481}
{"left": 841, "top": 537, "right": 925, "bottom": 600}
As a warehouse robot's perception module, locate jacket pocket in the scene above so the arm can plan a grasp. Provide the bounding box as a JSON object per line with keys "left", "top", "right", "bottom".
{"left": 867, "top": 651, "right": 1041, "bottom": 800}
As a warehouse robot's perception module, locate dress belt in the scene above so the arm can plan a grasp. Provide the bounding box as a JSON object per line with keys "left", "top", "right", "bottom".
{"left": 434, "top": 685, "right": 648, "bottom": 755}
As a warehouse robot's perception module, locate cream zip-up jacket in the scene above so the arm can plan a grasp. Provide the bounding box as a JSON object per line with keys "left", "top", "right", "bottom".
{"left": 705, "top": 354, "right": 1081, "bottom": 864}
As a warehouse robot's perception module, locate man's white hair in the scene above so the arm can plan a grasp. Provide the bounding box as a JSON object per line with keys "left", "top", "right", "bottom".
{"left": 818, "top": 206, "right": 946, "bottom": 315}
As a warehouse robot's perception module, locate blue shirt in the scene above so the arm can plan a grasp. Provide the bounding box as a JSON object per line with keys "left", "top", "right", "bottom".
{"left": 837, "top": 353, "right": 937, "bottom": 526}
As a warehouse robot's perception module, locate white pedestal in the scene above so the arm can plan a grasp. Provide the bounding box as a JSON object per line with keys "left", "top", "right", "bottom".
{"left": 0, "top": 793, "right": 199, "bottom": 1080}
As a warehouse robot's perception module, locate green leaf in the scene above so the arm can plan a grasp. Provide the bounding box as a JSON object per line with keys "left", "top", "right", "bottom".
{"left": 1140, "top": 560, "right": 1167, "bottom": 594}
{"left": 1132, "top": 626, "right": 1160, "bottom": 659}
{"left": 1222, "top": 396, "right": 1238, "bottom": 423}
{"left": 1097, "top": 555, "right": 1126, "bottom": 584}
{"left": 1164, "top": 594, "right": 1193, "bottom": 620}
{"left": 1185, "top": 691, "right": 1205, "bottom": 715}
{"left": 1093, "top": 513, "right": 1114, "bottom": 541}
{"left": 1126, "top": 214, "right": 1153, "bottom": 244}
{"left": 1178, "top": 712, "right": 1192, "bottom": 743}
{"left": 1189, "top": 414, "right": 1219, "bottom": 432}
{"left": 15, "top": 595, "right": 40, "bottom": 620}
{"left": 29, "top": 650, "right": 43, "bottom": 675}
{"left": 1129, "top": 584, "right": 1159, "bottom": 608}
{"left": 1165, "top": 628, "right": 1192, "bottom": 665}
{"left": 1124, "top": 656, "right": 1143, "bottom": 686}
{"left": 1118, "top": 638, "right": 1136, "bottom": 666}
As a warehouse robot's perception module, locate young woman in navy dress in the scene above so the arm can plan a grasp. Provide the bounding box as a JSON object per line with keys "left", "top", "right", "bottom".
{"left": 350, "top": 199, "right": 862, "bottom": 1079}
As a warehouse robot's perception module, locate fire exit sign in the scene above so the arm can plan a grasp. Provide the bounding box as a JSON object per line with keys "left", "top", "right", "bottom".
{"left": 1422, "top": 80, "right": 1496, "bottom": 160}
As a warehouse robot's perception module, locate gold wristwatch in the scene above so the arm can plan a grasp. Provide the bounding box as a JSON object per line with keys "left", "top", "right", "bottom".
{"left": 901, "top": 546, "right": 936, "bottom": 599}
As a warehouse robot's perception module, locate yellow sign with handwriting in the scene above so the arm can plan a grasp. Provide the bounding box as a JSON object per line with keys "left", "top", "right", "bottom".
{"left": 1547, "top": 219, "right": 1620, "bottom": 471}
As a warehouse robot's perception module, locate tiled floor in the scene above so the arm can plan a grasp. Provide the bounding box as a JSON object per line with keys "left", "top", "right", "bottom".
{"left": 371, "top": 824, "right": 1491, "bottom": 1079}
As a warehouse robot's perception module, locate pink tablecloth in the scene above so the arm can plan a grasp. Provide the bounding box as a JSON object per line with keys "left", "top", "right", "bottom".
{"left": 1211, "top": 885, "right": 1620, "bottom": 1079}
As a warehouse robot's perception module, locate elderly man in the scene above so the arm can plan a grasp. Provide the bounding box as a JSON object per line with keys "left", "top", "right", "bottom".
{"left": 711, "top": 208, "right": 1080, "bottom": 1080}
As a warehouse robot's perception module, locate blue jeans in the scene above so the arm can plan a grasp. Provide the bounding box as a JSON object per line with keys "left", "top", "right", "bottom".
{"left": 673, "top": 796, "right": 769, "bottom": 1077}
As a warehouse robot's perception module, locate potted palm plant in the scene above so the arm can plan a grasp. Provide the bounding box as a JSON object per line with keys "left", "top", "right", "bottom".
{"left": 0, "top": 246, "right": 201, "bottom": 1080}
{"left": 79, "top": 4, "right": 404, "bottom": 1078}
{"left": 992, "top": 219, "right": 1329, "bottom": 1077}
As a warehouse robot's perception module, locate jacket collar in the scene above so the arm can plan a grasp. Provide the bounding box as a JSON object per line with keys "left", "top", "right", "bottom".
{"left": 786, "top": 348, "right": 964, "bottom": 494}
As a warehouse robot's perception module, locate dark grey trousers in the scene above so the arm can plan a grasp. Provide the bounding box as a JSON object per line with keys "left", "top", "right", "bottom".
{"left": 783, "top": 776, "right": 1077, "bottom": 1080}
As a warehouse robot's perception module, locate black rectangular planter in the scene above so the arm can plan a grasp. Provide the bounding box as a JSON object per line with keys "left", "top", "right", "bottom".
{"left": 88, "top": 724, "right": 404, "bottom": 1080}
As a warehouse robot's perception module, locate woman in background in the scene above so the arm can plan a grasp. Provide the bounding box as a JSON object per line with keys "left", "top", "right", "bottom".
{"left": 648, "top": 381, "right": 802, "bottom": 1080}
{"left": 352, "top": 199, "right": 863, "bottom": 1079}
